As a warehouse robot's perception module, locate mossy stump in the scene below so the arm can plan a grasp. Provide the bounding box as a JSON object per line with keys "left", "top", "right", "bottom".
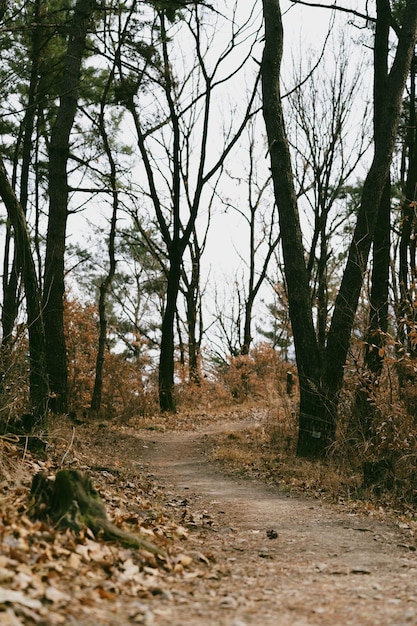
{"left": 29, "top": 469, "right": 166, "bottom": 557}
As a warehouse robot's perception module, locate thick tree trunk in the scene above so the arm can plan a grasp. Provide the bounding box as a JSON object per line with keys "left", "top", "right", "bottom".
{"left": 348, "top": 0, "right": 391, "bottom": 441}
{"left": 262, "top": 0, "right": 417, "bottom": 457}
{"left": 352, "top": 177, "right": 391, "bottom": 442}
{"left": 29, "top": 470, "right": 166, "bottom": 555}
{"left": 43, "top": 0, "right": 96, "bottom": 413}
{"left": 324, "top": 0, "right": 417, "bottom": 403}
{"left": 261, "top": 0, "right": 327, "bottom": 456}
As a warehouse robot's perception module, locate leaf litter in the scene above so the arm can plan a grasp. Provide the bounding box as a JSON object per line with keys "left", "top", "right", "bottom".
{"left": 0, "top": 421, "right": 214, "bottom": 626}
{"left": 1, "top": 409, "right": 417, "bottom": 625}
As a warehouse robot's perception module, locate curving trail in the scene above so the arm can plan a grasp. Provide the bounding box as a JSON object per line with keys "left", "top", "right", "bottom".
{"left": 136, "top": 423, "right": 417, "bottom": 626}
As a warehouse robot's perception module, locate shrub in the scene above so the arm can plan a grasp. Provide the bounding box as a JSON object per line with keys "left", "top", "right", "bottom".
{"left": 65, "top": 297, "right": 158, "bottom": 419}
{"left": 211, "top": 343, "right": 296, "bottom": 403}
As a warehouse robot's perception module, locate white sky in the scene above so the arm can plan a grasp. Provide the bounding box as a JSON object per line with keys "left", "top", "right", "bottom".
{"left": 200, "top": 1, "right": 371, "bottom": 315}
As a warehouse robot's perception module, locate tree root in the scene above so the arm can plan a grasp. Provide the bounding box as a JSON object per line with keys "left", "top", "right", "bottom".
{"left": 28, "top": 469, "right": 166, "bottom": 557}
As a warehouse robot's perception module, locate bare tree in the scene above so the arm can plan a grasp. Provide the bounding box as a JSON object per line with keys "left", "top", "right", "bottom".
{"left": 179, "top": 226, "right": 207, "bottom": 384}
{"left": 261, "top": 0, "right": 417, "bottom": 457}
{"left": 217, "top": 115, "right": 280, "bottom": 356}
{"left": 89, "top": 79, "right": 120, "bottom": 415}
{"left": 288, "top": 36, "right": 371, "bottom": 357}
{"left": 352, "top": 0, "right": 392, "bottom": 440}
{"left": 122, "top": 3, "right": 262, "bottom": 411}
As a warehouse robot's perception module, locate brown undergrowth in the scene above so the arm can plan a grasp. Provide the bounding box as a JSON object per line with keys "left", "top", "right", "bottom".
{"left": 203, "top": 400, "right": 417, "bottom": 520}
{"left": 2, "top": 344, "right": 417, "bottom": 621}
{"left": 0, "top": 420, "right": 203, "bottom": 625}
{"left": 1, "top": 389, "right": 417, "bottom": 624}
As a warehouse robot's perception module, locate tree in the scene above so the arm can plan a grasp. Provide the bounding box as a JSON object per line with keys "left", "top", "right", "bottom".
{"left": 86, "top": 7, "right": 138, "bottom": 414}
{"left": 180, "top": 226, "right": 206, "bottom": 384}
{"left": 0, "top": 157, "right": 49, "bottom": 424}
{"left": 221, "top": 117, "right": 279, "bottom": 357}
{"left": 89, "top": 91, "right": 119, "bottom": 415}
{"left": 396, "top": 46, "right": 417, "bottom": 380}
{"left": 1, "top": 0, "right": 46, "bottom": 349}
{"left": 123, "top": 3, "right": 261, "bottom": 410}
{"left": 257, "top": 276, "right": 292, "bottom": 359}
{"left": 43, "top": 0, "right": 97, "bottom": 413}
{"left": 261, "top": 0, "right": 417, "bottom": 457}
{"left": 288, "top": 36, "right": 370, "bottom": 357}
{"left": 353, "top": 1, "right": 392, "bottom": 439}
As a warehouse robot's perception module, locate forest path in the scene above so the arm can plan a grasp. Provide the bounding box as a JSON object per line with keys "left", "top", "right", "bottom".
{"left": 133, "top": 419, "right": 417, "bottom": 626}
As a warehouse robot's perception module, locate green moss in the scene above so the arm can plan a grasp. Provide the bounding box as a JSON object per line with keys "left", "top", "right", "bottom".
{"left": 29, "top": 469, "right": 166, "bottom": 557}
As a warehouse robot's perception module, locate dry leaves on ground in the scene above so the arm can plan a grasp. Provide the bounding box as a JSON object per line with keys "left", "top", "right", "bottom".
{"left": 0, "top": 430, "right": 210, "bottom": 626}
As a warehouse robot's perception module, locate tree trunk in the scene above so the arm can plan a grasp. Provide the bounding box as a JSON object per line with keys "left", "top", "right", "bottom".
{"left": 1, "top": 225, "right": 20, "bottom": 348}
{"left": 159, "top": 252, "right": 182, "bottom": 411}
{"left": 262, "top": 0, "right": 417, "bottom": 457}
{"left": 90, "top": 276, "right": 111, "bottom": 414}
{"left": 261, "top": 0, "right": 327, "bottom": 456}
{"left": 185, "top": 272, "right": 201, "bottom": 384}
{"left": 364, "top": 179, "right": 391, "bottom": 377}
{"left": 352, "top": 177, "right": 391, "bottom": 442}
{"left": 242, "top": 294, "right": 255, "bottom": 357}
{"left": 29, "top": 470, "right": 166, "bottom": 555}
{"left": 323, "top": 0, "right": 417, "bottom": 402}
{"left": 43, "top": 0, "right": 96, "bottom": 413}
{"left": 398, "top": 52, "right": 417, "bottom": 376}
{"left": 90, "top": 60, "right": 119, "bottom": 414}
{"left": 0, "top": 157, "right": 49, "bottom": 424}
{"left": 2, "top": 0, "right": 44, "bottom": 348}
{"left": 90, "top": 198, "right": 117, "bottom": 413}
{"left": 186, "top": 295, "right": 200, "bottom": 384}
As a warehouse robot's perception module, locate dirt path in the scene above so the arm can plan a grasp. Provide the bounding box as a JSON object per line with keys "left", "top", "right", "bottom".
{"left": 135, "top": 423, "right": 417, "bottom": 626}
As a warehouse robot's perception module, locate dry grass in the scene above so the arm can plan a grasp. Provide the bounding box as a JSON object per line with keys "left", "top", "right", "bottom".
{"left": 3, "top": 336, "right": 417, "bottom": 516}
{"left": 206, "top": 414, "right": 363, "bottom": 507}
{"left": 196, "top": 382, "right": 417, "bottom": 516}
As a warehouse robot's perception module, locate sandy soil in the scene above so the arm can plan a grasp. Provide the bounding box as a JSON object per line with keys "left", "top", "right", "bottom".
{"left": 129, "top": 420, "right": 417, "bottom": 626}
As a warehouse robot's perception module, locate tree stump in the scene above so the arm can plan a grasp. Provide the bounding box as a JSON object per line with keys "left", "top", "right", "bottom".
{"left": 28, "top": 469, "right": 166, "bottom": 556}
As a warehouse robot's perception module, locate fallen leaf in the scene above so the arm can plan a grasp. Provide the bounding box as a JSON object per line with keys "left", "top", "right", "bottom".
{"left": 173, "top": 554, "right": 193, "bottom": 568}
{"left": 1, "top": 607, "right": 25, "bottom": 626}
{"left": 97, "top": 587, "right": 117, "bottom": 600}
{"left": 67, "top": 552, "right": 82, "bottom": 569}
{"left": 45, "top": 585, "right": 70, "bottom": 603}
{"left": 0, "top": 587, "right": 42, "bottom": 610}
{"left": 0, "top": 568, "right": 14, "bottom": 583}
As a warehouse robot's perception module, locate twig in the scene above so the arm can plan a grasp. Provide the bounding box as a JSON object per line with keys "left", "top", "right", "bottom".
{"left": 0, "top": 433, "right": 20, "bottom": 444}
{"left": 61, "top": 427, "right": 76, "bottom": 465}
{"left": 22, "top": 435, "right": 29, "bottom": 462}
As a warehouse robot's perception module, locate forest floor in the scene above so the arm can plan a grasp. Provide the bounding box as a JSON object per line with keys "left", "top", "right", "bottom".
{"left": 1, "top": 405, "right": 417, "bottom": 625}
